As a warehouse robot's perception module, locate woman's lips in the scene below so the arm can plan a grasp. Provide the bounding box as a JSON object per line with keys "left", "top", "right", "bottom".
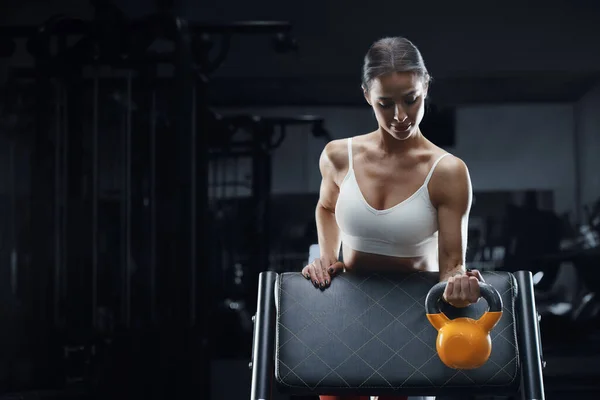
{"left": 392, "top": 123, "right": 412, "bottom": 132}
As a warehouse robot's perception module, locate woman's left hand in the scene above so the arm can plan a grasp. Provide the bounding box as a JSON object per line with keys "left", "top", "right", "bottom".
{"left": 443, "top": 269, "right": 484, "bottom": 308}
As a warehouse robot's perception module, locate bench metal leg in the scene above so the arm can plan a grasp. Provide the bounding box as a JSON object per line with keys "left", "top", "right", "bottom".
{"left": 250, "top": 271, "right": 278, "bottom": 400}
{"left": 514, "top": 271, "right": 546, "bottom": 400}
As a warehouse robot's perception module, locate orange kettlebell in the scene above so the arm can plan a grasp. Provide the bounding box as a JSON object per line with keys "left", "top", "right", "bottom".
{"left": 425, "top": 280, "right": 503, "bottom": 370}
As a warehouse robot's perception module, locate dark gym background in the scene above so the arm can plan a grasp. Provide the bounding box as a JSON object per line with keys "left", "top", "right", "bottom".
{"left": 0, "top": 0, "right": 599, "bottom": 399}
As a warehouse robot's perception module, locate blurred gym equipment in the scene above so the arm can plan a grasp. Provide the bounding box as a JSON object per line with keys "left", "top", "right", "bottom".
{"left": 208, "top": 113, "right": 330, "bottom": 357}
{"left": 0, "top": 0, "right": 308, "bottom": 396}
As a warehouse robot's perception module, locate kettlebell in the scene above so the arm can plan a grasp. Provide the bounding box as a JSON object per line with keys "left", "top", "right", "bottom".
{"left": 425, "top": 280, "right": 503, "bottom": 370}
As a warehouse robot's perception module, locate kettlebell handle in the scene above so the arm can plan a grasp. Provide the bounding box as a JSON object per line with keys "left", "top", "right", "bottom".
{"left": 425, "top": 279, "right": 503, "bottom": 332}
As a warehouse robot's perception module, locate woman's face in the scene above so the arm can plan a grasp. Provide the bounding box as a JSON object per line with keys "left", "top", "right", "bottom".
{"left": 364, "top": 72, "right": 428, "bottom": 141}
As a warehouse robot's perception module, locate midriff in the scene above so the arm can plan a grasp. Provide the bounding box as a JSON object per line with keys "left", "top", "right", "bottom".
{"left": 342, "top": 243, "right": 439, "bottom": 273}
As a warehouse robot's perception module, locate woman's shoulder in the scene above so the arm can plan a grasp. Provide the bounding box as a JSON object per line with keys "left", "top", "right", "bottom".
{"left": 427, "top": 150, "right": 471, "bottom": 195}
{"left": 320, "top": 138, "right": 348, "bottom": 175}
{"left": 430, "top": 150, "right": 467, "bottom": 175}
{"left": 322, "top": 133, "right": 371, "bottom": 166}
{"left": 321, "top": 134, "right": 366, "bottom": 171}
{"left": 421, "top": 140, "right": 464, "bottom": 170}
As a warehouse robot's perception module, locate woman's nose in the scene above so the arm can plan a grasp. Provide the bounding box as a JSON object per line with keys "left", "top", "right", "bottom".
{"left": 394, "top": 106, "right": 407, "bottom": 122}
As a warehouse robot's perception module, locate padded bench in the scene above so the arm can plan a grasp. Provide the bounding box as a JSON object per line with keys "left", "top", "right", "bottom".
{"left": 250, "top": 270, "right": 545, "bottom": 400}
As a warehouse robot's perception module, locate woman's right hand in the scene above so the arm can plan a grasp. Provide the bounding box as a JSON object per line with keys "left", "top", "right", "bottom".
{"left": 302, "top": 257, "right": 345, "bottom": 289}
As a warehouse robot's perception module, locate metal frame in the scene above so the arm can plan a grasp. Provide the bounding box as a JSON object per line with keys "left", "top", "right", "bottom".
{"left": 250, "top": 270, "right": 546, "bottom": 400}
{"left": 514, "top": 271, "right": 546, "bottom": 400}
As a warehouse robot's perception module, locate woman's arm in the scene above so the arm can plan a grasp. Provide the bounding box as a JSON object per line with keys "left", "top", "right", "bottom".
{"left": 302, "top": 140, "right": 347, "bottom": 288}
{"left": 430, "top": 155, "right": 481, "bottom": 307}
{"left": 316, "top": 142, "right": 343, "bottom": 262}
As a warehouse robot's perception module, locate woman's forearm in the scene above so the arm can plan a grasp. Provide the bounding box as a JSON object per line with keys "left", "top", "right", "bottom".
{"left": 315, "top": 204, "right": 341, "bottom": 262}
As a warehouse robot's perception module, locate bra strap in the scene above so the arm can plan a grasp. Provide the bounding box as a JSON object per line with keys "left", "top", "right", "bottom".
{"left": 424, "top": 153, "right": 451, "bottom": 185}
{"left": 347, "top": 137, "right": 354, "bottom": 170}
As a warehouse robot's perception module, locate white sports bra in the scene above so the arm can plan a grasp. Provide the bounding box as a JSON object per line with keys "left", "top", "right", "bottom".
{"left": 335, "top": 137, "right": 450, "bottom": 258}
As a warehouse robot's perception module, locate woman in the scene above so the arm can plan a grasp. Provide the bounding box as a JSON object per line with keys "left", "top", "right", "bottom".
{"left": 301, "top": 37, "right": 483, "bottom": 400}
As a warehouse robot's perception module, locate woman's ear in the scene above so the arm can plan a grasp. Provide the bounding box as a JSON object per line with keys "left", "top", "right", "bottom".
{"left": 362, "top": 85, "right": 372, "bottom": 106}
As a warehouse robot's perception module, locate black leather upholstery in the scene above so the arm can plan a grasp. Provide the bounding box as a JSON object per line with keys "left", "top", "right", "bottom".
{"left": 275, "top": 271, "right": 520, "bottom": 397}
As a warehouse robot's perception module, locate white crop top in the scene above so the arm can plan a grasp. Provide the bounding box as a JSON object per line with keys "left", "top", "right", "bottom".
{"left": 335, "top": 137, "right": 450, "bottom": 258}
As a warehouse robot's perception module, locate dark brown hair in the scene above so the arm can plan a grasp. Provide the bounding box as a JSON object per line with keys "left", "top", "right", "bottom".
{"left": 362, "top": 37, "right": 431, "bottom": 91}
